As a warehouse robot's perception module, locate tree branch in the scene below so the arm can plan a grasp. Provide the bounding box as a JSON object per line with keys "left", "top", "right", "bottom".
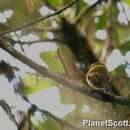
{"left": 0, "top": 0, "right": 79, "bottom": 37}
{"left": 0, "top": 40, "right": 130, "bottom": 106}
{"left": 2, "top": 36, "right": 64, "bottom": 46}
{"left": 119, "top": 0, "right": 129, "bottom": 23}
{"left": 0, "top": 100, "right": 18, "bottom": 126}
{"left": 0, "top": 99, "right": 83, "bottom": 130}
{"left": 37, "top": 108, "right": 85, "bottom": 130}
{"left": 32, "top": 28, "right": 60, "bottom": 33}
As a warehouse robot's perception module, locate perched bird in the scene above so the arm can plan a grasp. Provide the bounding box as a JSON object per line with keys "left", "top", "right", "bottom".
{"left": 85, "top": 62, "right": 113, "bottom": 94}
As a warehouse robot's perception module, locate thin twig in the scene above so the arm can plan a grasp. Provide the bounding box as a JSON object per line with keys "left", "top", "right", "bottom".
{"left": 0, "top": 40, "right": 130, "bottom": 106}
{"left": 32, "top": 28, "right": 60, "bottom": 33}
{"left": 119, "top": 0, "right": 129, "bottom": 24}
{"left": 0, "top": 0, "right": 79, "bottom": 36}
{"left": 2, "top": 36, "right": 64, "bottom": 45}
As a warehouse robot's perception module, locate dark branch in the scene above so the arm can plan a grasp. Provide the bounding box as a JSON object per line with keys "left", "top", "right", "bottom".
{"left": 119, "top": 0, "right": 129, "bottom": 23}
{"left": 0, "top": 0, "right": 79, "bottom": 36}
{"left": 0, "top": 40, "right": 130, "bottom": 106}
{"left": 0, "top": 100, "right": 18, "bottom": 126}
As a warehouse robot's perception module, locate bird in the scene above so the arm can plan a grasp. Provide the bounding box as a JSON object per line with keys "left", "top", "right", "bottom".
{"left": 85, "top": 62, "right": 113, "bottom": 94}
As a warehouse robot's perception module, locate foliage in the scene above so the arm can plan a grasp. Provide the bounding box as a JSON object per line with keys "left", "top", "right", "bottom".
{"left": 1, "top": 0, "right": 130, "bottom": 130}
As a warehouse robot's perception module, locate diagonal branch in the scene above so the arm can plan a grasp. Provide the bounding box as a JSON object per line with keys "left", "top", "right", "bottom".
{"left": 32, "top": 28, "right": 60, "bottom": 33}
{"left": 0, "top": 0, "right": 79, "bottom": 37}
{"left": 2, "top": 36, "right": 64, "bottom": 46}
{"left": 0, "top": 40, "right": 130, "bottom": 106}
{"left": 0, "top": 100, "right": 83, "bottom": 130}
{"left": 119, "top": 0, "right": 129, "bottom": 23}
{"left": 0, "top": 100, "right": 18, "bottom": 126}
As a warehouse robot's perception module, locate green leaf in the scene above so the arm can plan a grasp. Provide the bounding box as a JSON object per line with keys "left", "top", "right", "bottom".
{"left": 119, "top": 41, "right": 130, "bottom": 54}
{"left": 113, "top": 65, "right": 126, "bottom": 76}
{"left": 2, "top": 0, "right": 42, "bottom": 27}
{"left": 40, "top": 51, "right": 65, "bottom": 73}
{"left": 96, "top": 15, "right": 108, "bottom": 29}
{"left": 73, "top": 0, "right": 85, "bottom": 16}
{"left": 0, "top": 0, "right": 13, "bottom": 11}
{"left": 45, "top": 0, "right": 62, "bottom": 9}
{"left": 124, "top": 0, "right": 130, "bottom": 6}
{"left": 41, "top": 115, "right": 61, "bottom": 130}
{"left": 33, "top": 114, "right": 61, "bottom": 130}
{"left": 22, "top": 75, "right": 58, "bottom": 94}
